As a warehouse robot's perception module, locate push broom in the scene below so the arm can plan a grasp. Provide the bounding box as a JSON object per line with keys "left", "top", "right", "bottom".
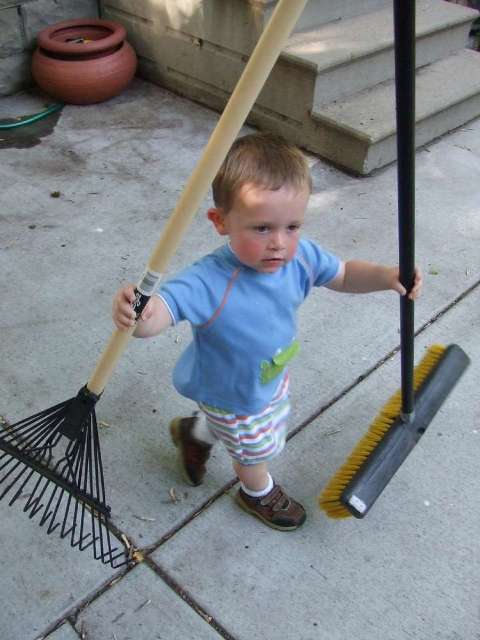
{"left": 319, "top": 0, "right": 470, "bottom": 519}
{"left": 0, "top": 0, "right": 309, "bottom": 567}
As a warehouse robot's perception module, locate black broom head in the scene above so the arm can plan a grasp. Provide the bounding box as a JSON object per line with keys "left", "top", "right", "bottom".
{"left": 0, "top": 386, "right": 128, "bottom": 568}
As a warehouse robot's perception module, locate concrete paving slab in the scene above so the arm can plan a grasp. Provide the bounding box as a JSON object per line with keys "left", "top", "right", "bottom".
{"left": 151, "top": 286, "right": 480, "bottom": 640}
{"left": 0, "top": 504, "right": 119, "bottom": 640}
{"left": 44, "top": 622, "right": 78, "bottom": 640}
{"left": 0, "top": 79, "right": 479, "bottom": 640}
{"left": 74, "top": 562, "right": 222, "bottom": 639}
{"left": 1, "top": 80, "right": 479, "bottom": 554}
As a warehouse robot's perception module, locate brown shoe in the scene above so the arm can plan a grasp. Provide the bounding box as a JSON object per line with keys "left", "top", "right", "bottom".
{"left": 169, "top": 415, "right": 213, "bottom": 486}
{"left": 235, "top": 483, "right": 306, "bottom": 531}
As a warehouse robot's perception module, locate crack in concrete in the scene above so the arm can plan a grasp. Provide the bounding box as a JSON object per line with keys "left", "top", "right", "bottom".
{"left": 144, "top": 556, "right": 238, "bottom": 640}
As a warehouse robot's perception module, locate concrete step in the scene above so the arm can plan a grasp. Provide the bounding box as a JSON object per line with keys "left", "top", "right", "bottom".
{"left": 104, "top": 0, "right": 478, "bottom": 125}
{"left": 260, "top": 0, "right": 391, "bottom": 32}
{"left": 283, "top": 0, "right": 479, "bottom": 107}
{"left": 101, "top": 0, "right": 480, "bottom": 174}
{"left": 102, "top": 0, "right": 391, "bottom": 59}
{"left": 310, "top": 49, "right": 480, "bottom": 174}
{"left": 102, "top": 0, "right": 263, "bottom": 58}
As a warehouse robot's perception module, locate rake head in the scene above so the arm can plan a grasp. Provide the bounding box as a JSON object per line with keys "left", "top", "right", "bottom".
{"left": 0, "top": 386, "right": 127, "bottom": 568}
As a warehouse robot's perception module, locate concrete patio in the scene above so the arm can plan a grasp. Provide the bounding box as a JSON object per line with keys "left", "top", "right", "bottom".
{"left": 0, "top": 78, "right": 479, "bottom": 639}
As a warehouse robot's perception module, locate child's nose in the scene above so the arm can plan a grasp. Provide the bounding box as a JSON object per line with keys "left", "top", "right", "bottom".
{"left": 268, "top": 230, "right": 285, "bottom": 250}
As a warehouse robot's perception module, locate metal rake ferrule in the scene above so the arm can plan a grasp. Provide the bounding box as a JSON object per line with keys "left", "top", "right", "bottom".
{"left": 0, "top": 387, "right": 127, "bottom": 568}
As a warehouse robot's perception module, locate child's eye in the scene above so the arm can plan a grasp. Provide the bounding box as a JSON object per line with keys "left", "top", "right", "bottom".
{"left": 254, "top": 226, "right": 270, "bottom": 233}
{"left": 287, "top": 224, "right": 301, "bottom": 232}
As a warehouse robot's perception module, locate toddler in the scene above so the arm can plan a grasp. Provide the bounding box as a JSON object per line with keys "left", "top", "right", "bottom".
{"left": 113, "top": 133, "right": 422, "bottom": 531}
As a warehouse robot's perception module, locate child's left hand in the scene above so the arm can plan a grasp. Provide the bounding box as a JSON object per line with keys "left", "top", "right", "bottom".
{"left": 391, "top": 266, "right": 423, "bottom": 300}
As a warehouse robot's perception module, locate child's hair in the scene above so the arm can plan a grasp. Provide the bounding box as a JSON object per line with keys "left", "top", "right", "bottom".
{"left": 212, "top": 132, "right": 312, "bottom": 212}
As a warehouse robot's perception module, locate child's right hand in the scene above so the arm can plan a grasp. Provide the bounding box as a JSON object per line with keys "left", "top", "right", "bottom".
{"left": 112, "top": 284, "right": 137, "bottom": 330}
{"left": 112, "top": 283, "right": 172, "bottom": 336}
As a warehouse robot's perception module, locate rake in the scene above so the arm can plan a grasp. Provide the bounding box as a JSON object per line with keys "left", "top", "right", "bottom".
{"left": 0, "top": 0, "right": 308, "bottom": 567}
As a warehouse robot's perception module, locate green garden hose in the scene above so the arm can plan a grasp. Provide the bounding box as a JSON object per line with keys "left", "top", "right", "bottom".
{"left": 0, "top": 102, "right": 64, "bottom": 130}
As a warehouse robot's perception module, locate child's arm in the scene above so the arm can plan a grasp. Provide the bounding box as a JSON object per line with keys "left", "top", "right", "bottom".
{"left": 112, "top": 284, "right": 173, "bottom": 337}
{"left": 326, "top": 260, "right": 423, "bottom": 299}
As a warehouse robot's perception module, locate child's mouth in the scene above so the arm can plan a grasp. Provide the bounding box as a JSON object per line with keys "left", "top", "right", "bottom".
{"left": 262, "top": 258, "right": 284, "bottom": 266}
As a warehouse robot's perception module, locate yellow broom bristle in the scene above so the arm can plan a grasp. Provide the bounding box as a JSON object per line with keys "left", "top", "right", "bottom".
{"left": 319, "top": 344, "right": 447, "bottom": 518}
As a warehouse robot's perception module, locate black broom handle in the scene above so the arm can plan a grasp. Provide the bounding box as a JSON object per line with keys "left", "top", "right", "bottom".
{"left": 394, "top": 0, "right": 416, "bottom": 417}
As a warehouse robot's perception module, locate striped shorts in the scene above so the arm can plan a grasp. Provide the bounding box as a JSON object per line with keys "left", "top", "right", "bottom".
{"left": 198, "top": 375, "right": 290, "bottom": 466}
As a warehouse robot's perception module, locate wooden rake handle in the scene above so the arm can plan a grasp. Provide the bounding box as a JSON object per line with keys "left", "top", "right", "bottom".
{"left": 87, "top": 0, "right": 308, "bottom": 396}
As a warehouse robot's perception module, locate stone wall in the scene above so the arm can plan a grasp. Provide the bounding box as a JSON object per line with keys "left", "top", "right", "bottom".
{"left": 0, "top": 0, "right": 99, "bottom": 95}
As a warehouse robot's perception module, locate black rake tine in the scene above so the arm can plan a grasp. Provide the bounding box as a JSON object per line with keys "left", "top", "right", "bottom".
{"left": 39, "top": 481, "right": 65, "bottom": 533}
{"left": 76, "top": 443, "right": 91, "bottom": 553}
{"left": 14, "top": 424, "right": 56, "bottom": 457}
{"left": 61, "top": 490, "right": 96, "bottom": 550}
{"left": 89, "top": 510, "right": 123, "bottom": 565}
{"left": 72, "top": 531, "right": 96, "bottom": 551}
{"left": 82, "top": 416, "right": 121, "bottom": 566}
{"left": 3, "top": 461, "right": 36, "bottom": 505}
{"left": 0, "top": 451, "right": 26, "bottom": 477}
{"left": 44, "top": 437, "right": 88, "bottom": 542}
{"left": 85, "top": 421, "right": 105, "bottom": 560}
{"left": 0, "top": 387, "right": 128, "bottom": 568}
{"left": 71, "top": 505, "right": 97, "bottom": 550}
{"left": 24, "top": 474, "right": 51, "bottom": 518}
{"left": 1, "top": 447, "right": 53, "bottom": 511}
{"left": 28, "top": 430, "right": 63, "bottom": 456}
{"left": 84, "top": 431, "right": 102, "bottom": 557}
{"left": 67, "top": 501, "right": 96, "bottom": 551}
{"left": 59, "top": 445, "right": 84, "bottom": 543}
{"left": 2, "top": 403, "right": 68, "bottom": 443}
{"left": 1, "top": 429, "right": 52, "bottom": 484}
{"left": 60, "top": 441, "right": 91, "bottom": 546}
{"left": 1, "top": 438, "right": 114, "bottom": 552}
{"left": 23, "top": 439, "right": 63, "bottom": 518}
{"left": 0, "top": 453, "right": 23, "bottom": 485}
{"left": 59, "top": 486, "right": 77, "bottom": 539}
{"left": 93, "top": 416, "right": 108, "bottom": 506}
{"left": 70, "top": 516, "right": 97, "bottom": 551}
{"left": 2, "top": 415, "right": 63, "bottom": 465}
{"left": 4, "top": 400, "right": 71, "bottom": 431}
{"left": 66, "top": 464, "right": 87, "bottom": 547}
{"left": 79, "top": 419, "right": 101, "bottom": 557}
{"left": 78, "top": 503, "right": 96, "bottom": 552}
{"left": 108, "top": 548, "right": 127, "bottom": 566}
{"left": 59, "top": 488, "right": 88, "bottom": 544}
{"left": 3, "top": 416, "right": 57, "bottom": 451}
{"left": 24, "top": 453, "right": 99, "bottom": 550}
{"left": 63, "top": 438, "right": 82, "bottom": 485}
{"left": 84, "top": 416, "right": 111, "bottom": 562}
{"left": 16, "top": 445, "right": 56, "bottom": 516}
{"left": 101, "top": 522, "right": 123, "bottom": 566}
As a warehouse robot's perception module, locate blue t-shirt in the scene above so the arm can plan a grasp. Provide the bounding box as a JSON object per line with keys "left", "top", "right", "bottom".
{"left": 158, "top": 238, "right": 341, "bottom": 414}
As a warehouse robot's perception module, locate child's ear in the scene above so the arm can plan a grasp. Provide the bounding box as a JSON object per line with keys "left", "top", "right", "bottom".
{"left": 207, "top": 208, "right": 229, "bottom": 235}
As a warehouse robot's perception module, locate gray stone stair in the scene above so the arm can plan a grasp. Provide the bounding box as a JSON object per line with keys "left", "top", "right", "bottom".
{"left": 284, "top": 0, "right": 477, "bottom": 107}
{"left": 101, "top": 0, "right": 480, "bottom": 174}
{"left": 313, "top": 48, "right": 480, "bottom": 174}
{"left": 261, "top": 0, "right": 392, "bottom": 34}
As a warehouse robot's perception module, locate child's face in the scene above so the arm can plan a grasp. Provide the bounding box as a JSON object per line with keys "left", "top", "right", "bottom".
{"left": 208, "top": 183, "right": 309, "bottom": 273}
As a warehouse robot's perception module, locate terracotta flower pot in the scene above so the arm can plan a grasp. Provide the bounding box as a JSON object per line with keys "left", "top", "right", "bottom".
{"left": 32, "top": 18, "right": 137, "bottom": 105}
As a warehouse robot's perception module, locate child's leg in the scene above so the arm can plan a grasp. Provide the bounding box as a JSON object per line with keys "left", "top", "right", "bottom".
{"left": 234, "top": 460, "right": 306, "bottom": 531}
{"left": 233, "top": 461, "right": 271, "bottom": 493}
